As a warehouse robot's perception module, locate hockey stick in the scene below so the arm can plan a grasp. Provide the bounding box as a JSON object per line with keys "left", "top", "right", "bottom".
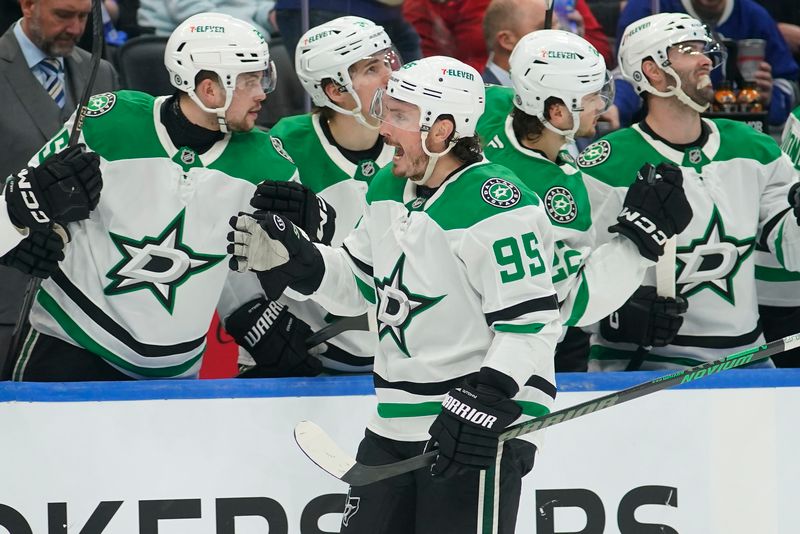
{"left": 544, "top": 0, "right": 555, "bottom": 30}
{"left": 295, "top": 332, "right": 800, "bottom": 486}
{"left": 5, "top": 0, "right": 105, "bottom": 370}
{"left": 305, "top": 313, "right": 371, "bottom": 349}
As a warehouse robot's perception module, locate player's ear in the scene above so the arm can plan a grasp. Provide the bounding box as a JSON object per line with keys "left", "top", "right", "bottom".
{"left": 196, "top": 77, "right": 224, "bottom": 108}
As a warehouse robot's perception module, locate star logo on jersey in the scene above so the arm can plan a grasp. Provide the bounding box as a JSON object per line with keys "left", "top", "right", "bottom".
{"left": 375, "top": 255, "right": 444, "bottom": 357}
{"left": 675, "top": 207, "right": 755, "bottom": 304}
{"left": 104, "top": 210, "right": 226, "bottom": 313}
{"left": 481, "top": 178, "right": 521, "bottom": 208}
{"left": 85, "top": 92, "right": 116, "bottom": 117}
{"left": 544, "top": 186, "right": 577, "bottom": 223}
{"left": 577, "top": 140, "right": 611, "bottom": 168}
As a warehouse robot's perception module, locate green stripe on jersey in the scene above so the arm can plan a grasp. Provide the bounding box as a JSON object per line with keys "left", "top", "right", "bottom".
{"left": 712, "top": 118, "right": 784, "bottom": 165}
{"left": 354, "top": 275, "right": 377, "bottom": 304}
{"left": 755, "top": 265, "right": 800, "bottom": 282}
{"left": 38, "top": 289, "right": 203, "bottom": 377}
{"left": 493, "top": 323, "right": 544, "bottom": 334}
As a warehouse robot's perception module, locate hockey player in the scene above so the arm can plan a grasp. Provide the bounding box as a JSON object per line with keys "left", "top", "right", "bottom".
{"left": 241, "top": 16, "right": 402, "bottom": 374}
{"left": 758, "top": 104, "right": 800, "bottom": 367}
{"left": 229, "top": 57, "right": 561, "bottom": 533}
{"left": 580, "top": 13, "right": 800, "bottom": 371}
{"left": 477, "top": 29, "right": 693, "bottom": 370}
{"left": 7, "top": 12, "right": 327, "bottom": 381}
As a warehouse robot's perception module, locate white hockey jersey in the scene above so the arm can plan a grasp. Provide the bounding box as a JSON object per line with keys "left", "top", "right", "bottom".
{"left": 579, "top": 118, "right": 800, "bottom": 370}
{"left": 26, "top": 91, "right": 297, "bottom": 378}
{"left": 477, "top": 86, "right": 652, "bottom": 329}
{"left": 0, "top": 196, "right": 26, "bottom": 256}
{"left": 300, "top": 160, "right": 562, "bottom": 444}
{"left": 755, "top": 106, "right": 800, "bottom": 307}
{"left": 268, "top": 113, "right": 394, "bottom": 371}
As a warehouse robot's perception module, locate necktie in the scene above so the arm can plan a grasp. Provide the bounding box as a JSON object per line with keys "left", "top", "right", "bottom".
{"left": 39, "top": 57, "right": 65, "bottom": 108}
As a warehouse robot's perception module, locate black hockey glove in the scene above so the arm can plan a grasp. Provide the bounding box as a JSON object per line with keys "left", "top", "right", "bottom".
{"left": 609, "top": 162, "right": 692, "bottom": 261}
{"left": 225, "top": 296, "right": 322, "bottom": 378}
{"left": 427, "top": 373, "right": 521, "bottom": 479}
{"left": 250, "top": 180, "right": 337, "bottom": 245}
{"left": 0, "top": 227, "right": 65, "bottom": 278}
{"left": 788, "top": 182, "right": 800, "bottom": 225}
{"left": 4, "top": 144, "right": 102, "bottom": 230}
{"left": 600, "top": 285, "right": 688, "bottom": 347}
{"left": 227, "top": 212, "right": 325, "bottom": 300}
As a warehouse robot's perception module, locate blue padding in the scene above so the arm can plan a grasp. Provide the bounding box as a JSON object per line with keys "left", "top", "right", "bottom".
{"left": 1, "top": 369, "right": 799, "bottom": 402}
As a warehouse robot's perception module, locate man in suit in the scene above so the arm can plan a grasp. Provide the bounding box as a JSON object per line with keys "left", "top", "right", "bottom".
{"left": 481, "top": 0, "right": 548, "bottom": 86}
{"left": 0, "top": 0, "right": 117, "bottom": 371}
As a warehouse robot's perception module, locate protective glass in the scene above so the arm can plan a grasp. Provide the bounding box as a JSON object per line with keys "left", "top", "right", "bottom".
{"left": 670, "top": 39, "right": 727, "bottom": 71}
{"left": 349, "top": 46, "right": 403, "bottom": 83}
{"left": 369, "top": 87, "right": 421, "bottom": 131}
{"left": 235, "top": 60, "right": 278, "bottom": 95}
{"left": 580, "top": 71, "right": 615, "bottom": 115}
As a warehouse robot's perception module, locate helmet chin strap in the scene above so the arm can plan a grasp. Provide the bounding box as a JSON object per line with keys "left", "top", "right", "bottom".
{"left": 188, "top": 89, "right": 234, "bottom": 134}
{"left": 648, "top": 65, "right": 710, "bottom": 113}
{"left": 414, "top": 131, "right": 456, "bottom": 187}
{"left": 326, "top": 86, "right": 381, "bottom": 130}
{"left": 540, "top": 110, "right": 581, "bottom": 141}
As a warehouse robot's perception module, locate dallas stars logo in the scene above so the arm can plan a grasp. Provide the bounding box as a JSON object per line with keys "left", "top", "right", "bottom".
{"left": 481, "top": 178, "right": 521, "bottom": 208}
{"left": 85, "top": 92, "right": 116, "bottom": 117}
{"left": 375, "top": 255, "right": 443, "bottom": 356}
{"left": 675, "top": 206, "right": 754, "bottom": 304}
{"left": 105, "top": 210, "right": 225, "bottom": 313}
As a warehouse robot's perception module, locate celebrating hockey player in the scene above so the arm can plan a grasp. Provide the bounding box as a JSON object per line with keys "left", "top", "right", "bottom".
{"left": 6, "top": 12, "right": 328, "bottom": 381}
{"left": 228, "top": 57, "right": 561, "bottom": 533}
{"left": 581, "top": 13, "right": 800, "bottom": 370}
{"left": 477, "top": 29, "right": 693, "bottom": 370}
{"left": 241, "top": 16, "right": 402, "bottom": 374}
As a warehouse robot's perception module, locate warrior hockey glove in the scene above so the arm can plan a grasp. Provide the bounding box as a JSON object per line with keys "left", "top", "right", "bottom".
{"left": 227, "top": 212, "right": 325, "bottom": 300}
{"left": 4, "top": 144, "right": 102, "bottom": 231}
{"left": 788, "top": 182, "right": 800, "bottom": 225}
{"left": 0, "top": 227, "right": 65, "bottom": 278}
{"left": 427, "top": 372, "right": 521, "bottom": 479}
{"left": 600, "top": 285, "right": 688, "bottom": 347}
{"left": 609, "top": 162, "right": 692, "bottom": 261}
{"left": 225, "top": 297, "right": 322, "bottom": 378}
{"left": 250, "top": 180, "right": 337, "bottom": 245}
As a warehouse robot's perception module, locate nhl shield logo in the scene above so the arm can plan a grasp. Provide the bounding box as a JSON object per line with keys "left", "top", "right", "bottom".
{"left": 180, "top": 148, "right": 196, "bottom": 165}
{"left": 688, "top": 148, "right": 702, "bottom": 164}
{"left": 360, "top": 160, "right": 376, "bottom": 177}
{"left": 85, "top": 93, "right": 116, "bottom": 117}
{"left": 577, "top": 140, "right": 611, "bottom": 168}
{"left": 545, "top": 186, "right": 577, "bottom": 223}
{"left": 481, "top": 178, "right": 521, "bottom": 208}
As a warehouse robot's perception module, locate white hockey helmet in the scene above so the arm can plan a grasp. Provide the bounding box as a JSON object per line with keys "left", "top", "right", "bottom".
{"left": 618, "top": 12, "right": 725, "bottom": 112}
{"left": 370, "top": 56, "right": 485, "bottom": 184}
{"left": 165, "top": 12, "right": 277, "bottom": 132}
{"left": 295, "top": 16, "right": 401, "bottom": 127}
{"left": 509, "top": 29, "right": 613, "bottom": 138}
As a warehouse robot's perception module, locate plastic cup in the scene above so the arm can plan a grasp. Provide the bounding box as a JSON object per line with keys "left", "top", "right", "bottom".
{"left": 736, "top": 39, "right": 766, "bottom": 82}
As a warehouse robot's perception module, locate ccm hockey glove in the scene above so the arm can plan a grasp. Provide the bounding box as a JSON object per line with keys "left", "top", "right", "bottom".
{"left": 427, "top": 373, "right": 521, "bottom": 479}
{"left": 609, "top": 162, "right": 692, "bottom": 261}
{"left": 788, "top": 182, "right": 800, "bottom": 225}
{"left": 226, "top": 297, "right": 322, "bottom": 378}
{"left": 600, "top": 285, "right": 688, "bottom": 347}
{"left": 0, "top": 227, "right": 65, "bottom": 278}
{"left": 250, "top": 180, "right": 337, "bottom": 245}
{"left": 227, "top": 212, "right": 325, "bottom": 300}
{"left": 4, "top": 144, "right": 101, "bottom": 231}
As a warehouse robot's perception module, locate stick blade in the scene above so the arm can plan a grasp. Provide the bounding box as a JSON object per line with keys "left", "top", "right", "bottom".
{"left": 294, "top": 421, "right": 357, "bottom": 481}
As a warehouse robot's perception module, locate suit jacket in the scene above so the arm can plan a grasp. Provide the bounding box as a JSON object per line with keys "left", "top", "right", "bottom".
{"left": 481, "top": 67, "right": 502, "bottom": 86}
{"left": 0, "top": 26, "right": 119, "bottom": 325}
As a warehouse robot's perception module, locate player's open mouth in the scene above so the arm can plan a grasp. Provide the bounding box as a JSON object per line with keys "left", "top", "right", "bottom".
{"left": 393, "top": 146, "right": 405, "bottom": 161}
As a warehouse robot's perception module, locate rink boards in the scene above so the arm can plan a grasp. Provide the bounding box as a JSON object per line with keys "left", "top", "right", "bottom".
{"left": 0, "top": 370, "right": 798, "bottom": 534}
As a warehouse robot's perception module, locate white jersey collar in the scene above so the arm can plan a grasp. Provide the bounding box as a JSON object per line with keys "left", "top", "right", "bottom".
{"left": 311, "top": 113, "right": 395, "bottom": 176}
{"left": 631, "top": 117, "right": 721, "bottom": 163}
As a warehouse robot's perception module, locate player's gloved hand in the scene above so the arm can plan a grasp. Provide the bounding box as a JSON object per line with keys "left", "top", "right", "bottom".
{"left": 788, "top": 182, "right": 800, "bottom": 225}
{"left": 4, "top": 144, "right": 102, "bottom": 230}
{"left": 225, "top": 296, "right": 322, "bottom": 378}
{"left": 600, "top": 285, "right": 688, "bottom": 347}
{"left": 0, "top": 226, "right": 66, "bottom": 278}
{"left": 250, "top": 180, "right": 337, "bottom": 245}
{"left": 609, "top": 162, "right": 692, "bottom": 261}
{"left": 426, "top": 373, "right": 521, "bottom": 479}
{"left": 227, "top": 212, "right": 325, "bottom": 300}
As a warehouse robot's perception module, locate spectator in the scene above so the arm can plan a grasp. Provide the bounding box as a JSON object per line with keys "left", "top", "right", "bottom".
{"left": 273, "top": 0, "right": 421, "bottom": 65}
{"left": 4, "top": 12, "right": 325, "bottom": 381}
{"left": 580, "top": 13, "right": 800, "bottom": 371}
{"left": 0, "top": 0, "right": 117, "bottom": 374}
{"left": 403, "top": 0, "right": 491, "bottom": 71}
{"left": 754, "top": 0, "right": 800, "bottom": 61}
{"left": 482, "top": 0, "right": 548, "bottom": 85}
{"left": 610, "top": 0, "right": 799, "bottom": 128}
{"left": 236, "top": 16, "right": 401, "bottom": 374}
{"left": 137, "top": 0, "right": 276, "bottom": 40}
{"left": 477, "top": 29, "right": 687, "bottom": 372}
